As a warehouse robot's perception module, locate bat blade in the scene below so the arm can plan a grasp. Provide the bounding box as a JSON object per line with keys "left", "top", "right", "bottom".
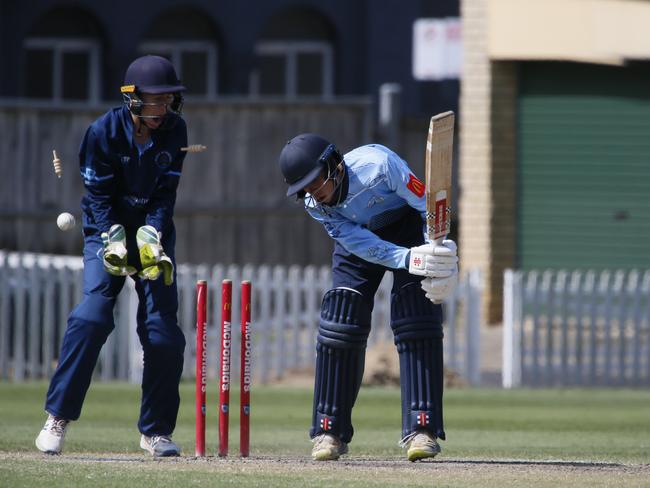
{"left": 425, "top": 111, "right": 455, "bottom": 243}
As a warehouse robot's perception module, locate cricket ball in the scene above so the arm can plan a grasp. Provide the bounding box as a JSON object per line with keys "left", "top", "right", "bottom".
{"left": 57, "top": 212, "right": 76, "bottom": 231}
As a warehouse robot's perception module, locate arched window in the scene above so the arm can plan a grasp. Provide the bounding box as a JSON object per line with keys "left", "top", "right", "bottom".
{"left": 24, "top": 8, "right": 103, "bottom": 103}
{"left": 251, "top": 8, "right": 335, "bottom": 99}
{"left": 139, "top": 8, "right": 219, "bottom": 99}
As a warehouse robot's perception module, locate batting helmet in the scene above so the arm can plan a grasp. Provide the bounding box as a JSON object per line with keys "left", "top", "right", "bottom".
{"left": 279, "top": 133, "right": 343, "bottom": 197}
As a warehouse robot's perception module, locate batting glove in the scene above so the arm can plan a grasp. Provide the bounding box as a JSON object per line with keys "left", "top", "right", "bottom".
{"left": 421, "top": 273, "right": 458, "bottom": 304}
{"left": 408, "top": 240, "right": 458, "bottom": 278}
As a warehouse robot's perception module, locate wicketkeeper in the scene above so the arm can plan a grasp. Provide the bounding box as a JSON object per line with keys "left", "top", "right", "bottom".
{"left": 279, "top": 134, "right": 458, "bottom": 462}
{"left": 36, "top": 55, "right": 188, "bottom": 457}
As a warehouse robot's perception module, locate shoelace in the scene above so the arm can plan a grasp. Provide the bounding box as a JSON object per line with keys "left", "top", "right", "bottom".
{"left": 398, "top": 431, "right": 436, "bottom": 448}
{"left": 46, "top": 417, "right": 69, "bottom": 437}
{"left": 313, "top": 435, "right": 338, "bottom": 449}
{"left": 415, "top": 435, "right": 437, "bottom": 448}
{"left": 149, "top": 435, "right": 172, "bottom": 447}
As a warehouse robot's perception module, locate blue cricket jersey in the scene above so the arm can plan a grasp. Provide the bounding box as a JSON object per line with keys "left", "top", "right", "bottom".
{"left": 79, "top": 106, "right": 187, "bottom": 234}
{"left": 305, "top": 144, "right": 427, "bottom": 269}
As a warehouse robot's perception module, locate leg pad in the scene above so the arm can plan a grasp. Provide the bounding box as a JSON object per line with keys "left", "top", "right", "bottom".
{"left": 311, "top": 288, "right": 371, "bottom": 443}
{"left": 391, "top": 283, "right": 445, "bottom": 440}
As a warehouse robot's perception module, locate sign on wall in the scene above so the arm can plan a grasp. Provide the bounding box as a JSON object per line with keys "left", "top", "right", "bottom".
{"left": 413, "top": 18, "right": 462, "bottom": 81}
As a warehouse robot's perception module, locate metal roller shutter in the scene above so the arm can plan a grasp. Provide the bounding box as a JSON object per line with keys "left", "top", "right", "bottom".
{"left": 518, "top": 62, "right": 650, "bottom": 269}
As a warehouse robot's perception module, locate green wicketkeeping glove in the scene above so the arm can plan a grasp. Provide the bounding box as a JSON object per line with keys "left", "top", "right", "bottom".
{"left": 101, "top": 224, "right": 137, "bottom": 276}
{"left": 136, "top": 225, "right": 174, "bottom": 285}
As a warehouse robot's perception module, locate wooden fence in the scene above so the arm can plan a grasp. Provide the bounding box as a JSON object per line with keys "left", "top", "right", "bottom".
{"left": 0, "top": 99, "right": 372, "bottom": 265}
{"left": 0, "top": 250, "right": 482, "bottom": 386}
{"left": 503, "top": 269, "right": 650, "bottom": 387}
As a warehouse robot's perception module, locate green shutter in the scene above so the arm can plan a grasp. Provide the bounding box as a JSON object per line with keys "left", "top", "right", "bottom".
{"left": 518, "top": 62, "right": 650, "bottom": 269}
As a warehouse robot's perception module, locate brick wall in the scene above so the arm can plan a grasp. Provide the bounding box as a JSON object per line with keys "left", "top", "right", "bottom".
{"left": 460, "top": 0, "right": 518, "bottom": 324}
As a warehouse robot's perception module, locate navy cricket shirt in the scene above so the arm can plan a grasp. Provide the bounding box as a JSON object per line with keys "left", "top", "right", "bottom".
{"left": 79, "top": 105, "right": 188, "bottom": 235}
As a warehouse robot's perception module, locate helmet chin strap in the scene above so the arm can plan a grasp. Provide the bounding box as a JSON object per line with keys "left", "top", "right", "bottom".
{"left": 307, "top": 163, "right": 345, "bottom": 208}
{"left": 133, "top": 114, "right": 164, "bottom": 137}
{"left": 133, "top": 116, "right": 152, "bottom": 137}
{"left": 134, "top": 117, "right": 145, "bottom": 137}
{"left": 328, "top": 163, "right": 346, "bottom": 206}
{"left": 126, "top": 93, "right": 180, "bottom": 135}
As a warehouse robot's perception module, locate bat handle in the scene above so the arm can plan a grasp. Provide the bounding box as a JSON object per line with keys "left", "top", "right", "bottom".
{"left": 428, "top": 228, "right": 445, "bottom": 247}
{"left": 429, "top": 235, "right": 448, "bottom": 305}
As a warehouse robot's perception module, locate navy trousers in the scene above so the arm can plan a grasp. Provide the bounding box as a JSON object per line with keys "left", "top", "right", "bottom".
{"left": 45, "top": 221, "right": 185, "bottom": 436}
{"left": 331, "top": 208, "right": 432, "bottom": 302}
{"left": 326, "top": 208, "right": 445, "bottom": 440}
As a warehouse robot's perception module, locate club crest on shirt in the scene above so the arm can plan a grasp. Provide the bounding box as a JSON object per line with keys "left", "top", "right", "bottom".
{"left": 154, "top": 151, "right": 173, "bottom": 169}
{"left": 406, "top": 174, "right": 425, "bottom": 197}
{"left": 120, "top": 156, "right": 130, "bottom": 165}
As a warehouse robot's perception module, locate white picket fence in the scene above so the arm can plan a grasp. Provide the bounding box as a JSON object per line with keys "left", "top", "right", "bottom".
{"left": 0, "top": 251, "right": 482, "bottom": 385}
{"left": 503, "top": 269, "right": 650, "bottom": 387}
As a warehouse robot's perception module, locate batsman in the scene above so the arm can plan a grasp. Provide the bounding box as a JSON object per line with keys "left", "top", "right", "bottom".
{"left": 278, "top": 118, "right": 458, "bottom": 462}
{"left": 35, "top": 55, "right": 188, "bottom": 457}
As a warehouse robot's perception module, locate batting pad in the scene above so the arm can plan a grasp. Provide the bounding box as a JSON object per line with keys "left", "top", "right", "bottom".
{"left": 310, "top": 288, "right": 371, "bottom": 443}
{"left": 391, "top": 283, "right": 446, "bottom": 440}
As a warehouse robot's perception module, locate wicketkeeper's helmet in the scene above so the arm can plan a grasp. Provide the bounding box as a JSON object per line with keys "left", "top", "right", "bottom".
{"left": 120, "top": 55, "right": 186, "bottom": 129}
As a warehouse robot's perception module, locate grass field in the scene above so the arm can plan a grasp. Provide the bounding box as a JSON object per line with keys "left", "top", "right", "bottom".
{"left": 0, "top": 382, "right": 648, "bottom": 487}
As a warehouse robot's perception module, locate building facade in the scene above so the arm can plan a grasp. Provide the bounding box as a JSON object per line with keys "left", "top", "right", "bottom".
{"left": 0, "top": 0, "right": 459, "bottom": 117}
{"left": 461, "top": 0, "right": 650, "bottom": 322}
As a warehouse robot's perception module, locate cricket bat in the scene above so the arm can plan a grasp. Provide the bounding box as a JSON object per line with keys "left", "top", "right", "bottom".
{"left": 425, "top": 111, "right": 455, "bottom": 245}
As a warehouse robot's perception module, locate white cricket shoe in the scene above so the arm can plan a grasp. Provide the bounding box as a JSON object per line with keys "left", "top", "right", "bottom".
{"left": 401, "top": 430, "right": 441, "bottom": 462}
{"left": 140, "top": 434, "right": 181, "bottom": 457}
{"left": 35, "top": 414, "right": 70, "bottom": 454}
{"left": 311, "top": 433, "right": 348, "bottom": 461}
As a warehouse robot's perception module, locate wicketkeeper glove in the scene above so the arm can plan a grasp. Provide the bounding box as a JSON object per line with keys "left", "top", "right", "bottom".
{"left": 101, "top": 224, "right": 137, "bottom": 277}
{"left": 136, "top": 225, "right": 174, "bottom": 285}
{"left": 408, "top": 240, "right": 458, "bottom": 279}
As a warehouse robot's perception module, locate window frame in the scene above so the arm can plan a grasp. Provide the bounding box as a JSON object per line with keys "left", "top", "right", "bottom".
{"left": 23, "top": 37, "right": 101, "bottom": 103}
{"left": 138, "top": 40, "right": 218, "bottom": 100}
{"left": 251, "top": 41, "right": 334, "bottom": 99}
